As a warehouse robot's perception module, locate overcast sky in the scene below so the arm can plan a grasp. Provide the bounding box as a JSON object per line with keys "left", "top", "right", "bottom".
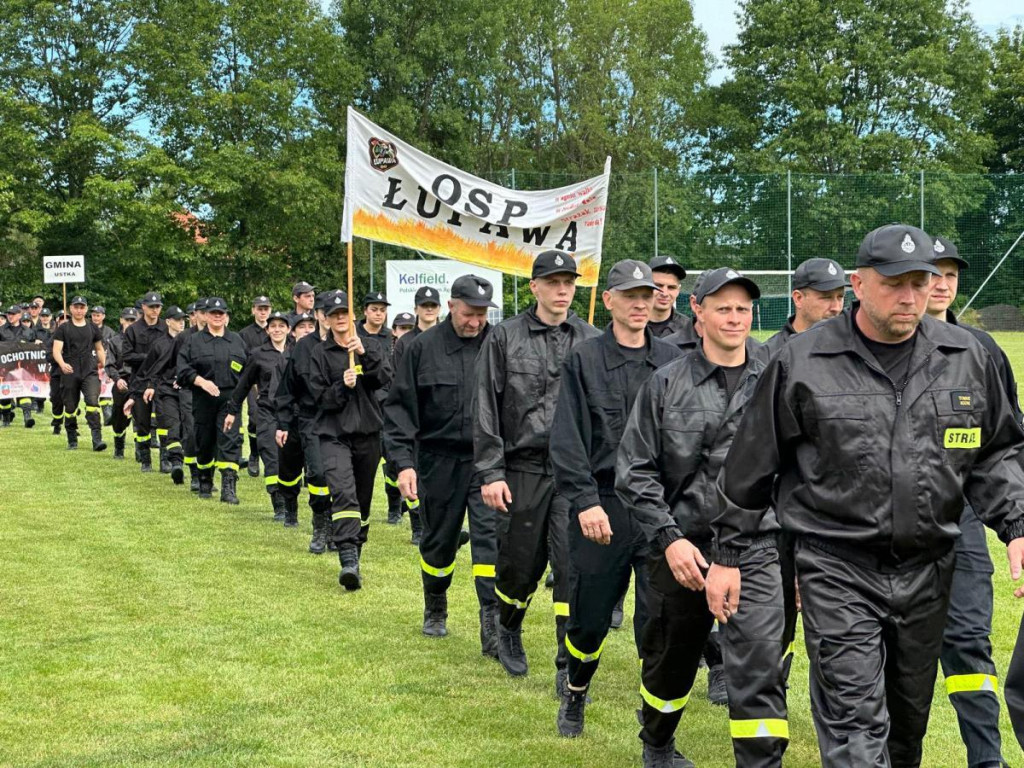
{"left": 693, "top": 0, "right": 1024, "bottom": 83}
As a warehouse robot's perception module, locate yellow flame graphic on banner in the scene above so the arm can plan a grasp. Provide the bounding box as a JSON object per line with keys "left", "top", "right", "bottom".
{"left": 353, "top": 209, "right": 601, "bottom": 286}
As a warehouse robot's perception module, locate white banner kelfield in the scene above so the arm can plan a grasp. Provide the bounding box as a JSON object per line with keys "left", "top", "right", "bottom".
{"left": 342, "top": 107, "right": 609, "bottom": 287}
{"left": 385, "top": 260, "right": 504, "bottom": 324}
{"left": 43, "top": 255, "right": 85, "bottom": 284}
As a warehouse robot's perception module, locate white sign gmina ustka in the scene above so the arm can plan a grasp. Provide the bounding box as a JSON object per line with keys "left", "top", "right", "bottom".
{"left": 43, "top": 255, "right": 85, "bottom": 284}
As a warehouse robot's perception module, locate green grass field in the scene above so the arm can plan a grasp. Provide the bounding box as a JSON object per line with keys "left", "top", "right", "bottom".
{"left": 2, "top": 333, "right": 1024, "bottom": 766}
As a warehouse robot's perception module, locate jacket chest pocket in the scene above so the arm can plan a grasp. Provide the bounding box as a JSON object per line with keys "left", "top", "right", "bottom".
{"left": 807, "top": 395, "right": 872, "bottom": 472}
{"left": 590, "top": 390, "right": 624, "bottom": 438}
{"left": 420, "top": 369, "right": 460, "bottom": 415}
{"left": 931, "top": 391, "right": 983, "bottom": 469}
{"left": 661, "top": 408, "right": 706, "bottom": 476}
{"left": 506, "top": 357, "right": 545, "bottom": 402}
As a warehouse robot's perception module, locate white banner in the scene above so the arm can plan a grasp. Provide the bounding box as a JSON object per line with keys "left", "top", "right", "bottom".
{"left": 342, "top": 107, "right": 609, "bottom": 287}
{"left": 385, "top": 260, "right": 504, "bottom": 324}
{"left": 43, "top": 255, "right": 85, "bottom": 284}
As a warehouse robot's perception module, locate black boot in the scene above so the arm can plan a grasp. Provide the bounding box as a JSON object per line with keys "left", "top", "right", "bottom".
{"left": 422, "top": 592, "right": 448, "bottom": 637}
{"left": 271, "top": 491, "right": 287, "bottom": 523}
{"left": 91, "top": 428, "right": 107, "bottom": 452}
{"left": 707, "top": 664, "right": 728, "bottom": 706}
{"left": 189, "top": 464, "right": 200, "bottom": 492}
{"left": 247, "top": 437, "right": 260, "bottom": 477}
{"left": 198, "top": 470, "right": 213, "bottom": 499}
{"left": 410, "top": 508, "right": 423, "bottom": 546}
{"left": 479, "top": 604, "right": 499, "bottom": 658}
{"left": 220, "top": 469, "right": 239, "bottom": 505}
{"left": 159, "top": 445, "right": 171, "bottom": 474}
{"left": 283, "top": 495, "right": 298, "bottom": 527}
{"left": 52, "top": 417, "right": 62, "bottom": 435}
{"left": 22, "top": 405, "right": 35, "bottom": 428}
{"left": 139, "top": 444, "right": 152, "bottom": 472}
{"left": 338, "top": 543, "right": 362, "bottom": 591}
{"left": 557, "top": 684, "right": 589, "bottom": 738}
{"left": 309, "top": 511, "right": 327, "bottom": 553}
{"left": 66, "top": 426, "right": 79, "bottom": 450}
{"left": 642, "top": 739, "right": 694, "bottom": 768}
{"left": 170, "top": 458, "right": 184, "bottom": 485}
{"left": 113, "top": 435, "right": 125, "bottom": 459}
{"left": 497, "top": 623, "right": 528, "bottom": 677}
{"left": 610, "top": 594, "right": 625, "bottom": 629}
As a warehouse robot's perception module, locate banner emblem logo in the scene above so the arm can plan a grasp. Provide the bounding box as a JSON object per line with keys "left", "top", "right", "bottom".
{"left": 934, "top": 239, "right": 945, "bottom": 253}
{"left": 369, "top": 138, "right": 399, "bottom": 172}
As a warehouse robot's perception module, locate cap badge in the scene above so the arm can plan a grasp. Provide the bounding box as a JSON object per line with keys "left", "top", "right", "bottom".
{"left": 426, "top": 289, "right": 433, "bottom": 297}
{"left": 214, "top": 300, "right": 221, "bottom": 307}
{"left": 477, "top": 285, "right": 486, "bottom": 295}
{"left": 665, "top": 257, "right": 674, "bottom": 263}
{"left": 376, "top": 293, "right": 383, "bottom": 299}
{"left": 726, "top": 269, "right": 740, "bottom": 279}
{"left": 632, "top": 266, "right": 643, "bottom": 279}
{"left": 334, "top": 297, "right": 341, "bottom": 304}
{"left": 934, "top": 239, "right": 945, "bottom": 253}
{"left": 554, "top": 254, "right": 564, "bottom": 266}
{"left": 828, "top": 263, "right": 838, "bottom": 275}
{"left": 901, "top": 234, "right": 916, "bottom": 254}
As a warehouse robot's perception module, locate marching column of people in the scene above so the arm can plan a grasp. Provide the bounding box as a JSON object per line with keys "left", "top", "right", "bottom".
{"left": 13, "top": 228, "right": 1024, "bottom": 767}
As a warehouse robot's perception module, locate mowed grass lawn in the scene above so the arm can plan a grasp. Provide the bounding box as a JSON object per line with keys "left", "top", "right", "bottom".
{"left": 2, "top": 331, "right": 1024, "bottom": 767}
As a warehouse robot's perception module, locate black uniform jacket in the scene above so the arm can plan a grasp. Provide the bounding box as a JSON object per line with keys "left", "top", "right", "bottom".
{"left": 177, "top": 328, "right": 247, "bottom": 391}
{"left": 123, "top": 318, "right": 168, "bottom": 376}
{"left": 715, "top": 306, "right": 1024, "bottom": 568}
{"left": 228, "top": 338, "right": 291, "bottom": 416}
{"left": 357, "top": 323, "right": 394, "bottom": 409}
{"left": 133, "top": 332, "right": 187, "bottom": 398}
{"left": 308, "top": 333, "right": 390, "bottom": 438}
{"left": 383, "top": 317, "right": 490, "bottom": 472}
{"left": 474, "top": 306, "right": 599, "bottom": 482}
{"left": 648, "top": 310, "right": 691, "bottom": 339}
{"left": 759, "top": 317, "right": 798, "bottom": 362}
{"left": 616, "top": 341, "right": 769, "bottom": 555}
{"left": 946, "top": 309, "right": 1023, "bottom": 425}
{"left": 274, "top": 331, "right": 323, "bottom": 429}
{"left": 103, "top": 333, "right": 127, "bottom": 383}
{"left": 551, "top": 326, "right": 681, "bottom": 515}
{"left": 239, "top": 322, "right": 268, "bottom": 354}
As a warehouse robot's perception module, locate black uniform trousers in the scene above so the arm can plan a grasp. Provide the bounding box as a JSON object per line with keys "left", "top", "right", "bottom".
{"left": 257, "top": 408, "right": 304, "bottom": 498}
{"left": 565, "top": 490, "right": 649, "bottom": 689}
{"left": 110, "top": 383, "right": 131, "bottom": 440}
{"left": 779, "top": 531, "right": 799, "bottom": 680}
{"left": 639, "top": 544, "right": 788, "bottom": 767}
{"left": 940, "top": 504, "right": 1003, "bottom": 766}
{"left": 494, "top": 469, "right": 570, "bottom": 664}
{"left": 61, "top": 370, "right": 101, "bottom": 433}
{"left": 155, "top": 390, "right": 184, "bottom": 463}
{"left": 132, "top": 390, "right": 154, "bottom": 448}
{"left": 381, "top": 451, "right": 408, "bottom": 516}
{"left": 798, "top": 540, "right": 955, "bottom": 768}
{"left": 180, "top": 387, "right": 195, "bottom": 465}
{"left": 321, "top": 432, "right": 380, "bottom": 547}
{"left": 1007, "top": 613, "right": 1024, "bottom": 752}
{"left": 298, "top": 414, "right": 331, "bottom": 516}
{"left": 417, "top": 449, "right": 497, "bottom": 608}
{"left": 48, "top": 371, "right": 64, "bottom": 426}
{"left": 192, "top": 391, "right": 242, "bottom": 478}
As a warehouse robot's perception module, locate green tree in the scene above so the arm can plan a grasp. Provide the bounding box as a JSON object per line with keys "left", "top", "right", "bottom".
{"left": 984, "top": 25, "right": 1024, "bottom": 174}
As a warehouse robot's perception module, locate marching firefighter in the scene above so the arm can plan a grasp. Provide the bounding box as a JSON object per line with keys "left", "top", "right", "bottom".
{"left": 713, "top": 224, "right": 1024, "bottom": 767}
{"left": 549, "top": 260, "right": 681, "bottom": 737}
{"left": 617, "top": 267, "right": 788, "bottom": 768}
{"left": 239, "top": 295, "right": 272, "bottom": 478}
{"left": 226, "top": 310, "right": 301, "bottom": 523}
{"left": 105, "top": 307, "right": 138, "bottom": 459}
{"left": 383, "top": 275, "right": 498, "bottom": 647}
{"left": 474, "top": 250, "right": 600, "bottom": 685}
{"left": 176, "top": 297, "right": 247, "bottom": 504}
{"left": 125, "top": 306, "right": 189, "bottom": 484}
{"left": 308, "top": 290, "right": 390, "bottom": 590}
{"left": 122, "top": 291, "right": 167, "bottom": 471}
{"left": 51, "top": 296, "right": 108, "bottom": 451}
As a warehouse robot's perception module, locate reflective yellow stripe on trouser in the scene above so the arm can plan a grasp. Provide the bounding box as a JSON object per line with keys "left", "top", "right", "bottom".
{"left": 197, "top": 460, "right": 216, "bottom": 470}
{"left": 331, "top": 510, "right": 361, "bottom": 522}
{"left": 216, "top": 461, "right": 239, "bottom": 471}
{"left": 472, "top": 564, "right": 495, "bottom": 579}
{"left": 383, "top": 474, "right": 398, "bottom": 488}
{"left": 730, "top": 719, "right": 790, "bottom": 739}
{"left": 553, "top": 602, "right": 569, "bottom": 617}
{"left": 495, "top": 588, "right": 533, "bottom": 610}
{"left": 308, "top": 485, "right": 330, "bottom": 497}
{"left": 421, "top": 557, "right": 456, "bottom": 578}
{"left": 565, "top": 635, "right": 605, "bottom": 664}
{"left": 265, "top": 475, "right": 280, "bottom": 487}
{"left": 278, "top": 473, "right": 303, "bottom": 487}
{"left": 946, "top": 673, "right": 999, "bottom": 695}
{"left": 640, "top": 683, "right": 690, "bottom": 714}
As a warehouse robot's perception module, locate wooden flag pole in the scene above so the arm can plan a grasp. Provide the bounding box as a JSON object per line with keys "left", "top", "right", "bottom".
{"left": 587, "top": 285, "right": 597, "bottom": 325}
{"left": 62, "top": 283, "right": 67, "bottom": 317}
{"left": 347, "top": 240, "right": 356, "bottom": 369}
